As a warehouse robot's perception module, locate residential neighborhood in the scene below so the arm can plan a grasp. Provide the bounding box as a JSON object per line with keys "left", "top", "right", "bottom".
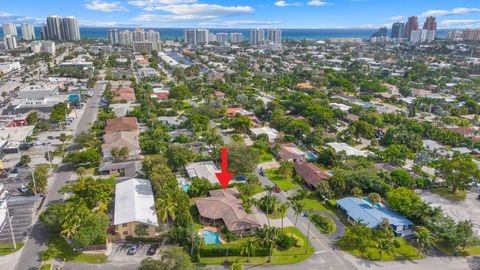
{"left": 1, "top": 3, "right": 480, "bottom": 270}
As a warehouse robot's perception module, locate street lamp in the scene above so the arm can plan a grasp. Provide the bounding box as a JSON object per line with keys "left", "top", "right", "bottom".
{"left": 30, "top": 169, "right": 37, "bottom": 196}
{"left": 305, "top": 212, "right": 311, "bottom": 255}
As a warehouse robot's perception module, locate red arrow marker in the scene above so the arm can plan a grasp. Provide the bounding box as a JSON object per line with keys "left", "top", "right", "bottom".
{"left": 215, "top": 147, "right": 234, "bottom": 189}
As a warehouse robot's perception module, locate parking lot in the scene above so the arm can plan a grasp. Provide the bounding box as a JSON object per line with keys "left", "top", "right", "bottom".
{"left": 0, "top": 195, "right": 39, "bottom": 244}
{"left": 419, "top": 189, "right": 480, "bottom": 235}
{"left": 108, "top": 242, "right": 162, "bottom": 263}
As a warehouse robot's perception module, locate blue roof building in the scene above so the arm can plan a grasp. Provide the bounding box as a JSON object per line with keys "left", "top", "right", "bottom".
{"left": 337, "top": 197, "right": 414, "bottom": 236}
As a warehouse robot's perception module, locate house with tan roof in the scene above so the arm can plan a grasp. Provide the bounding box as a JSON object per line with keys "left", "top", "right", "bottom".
{"left": 105, "top": 117, "right": 138, "bottom": 134}
{"left": 102, "top": 131, "right": 140, "bottom": 160}
{"left": 195, "top": 188, "right": 261, "bottom": 235}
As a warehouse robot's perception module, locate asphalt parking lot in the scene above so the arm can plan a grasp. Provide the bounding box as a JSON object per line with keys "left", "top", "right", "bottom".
{"left": 108, "top": 242, "right": 162, "bottom": 263}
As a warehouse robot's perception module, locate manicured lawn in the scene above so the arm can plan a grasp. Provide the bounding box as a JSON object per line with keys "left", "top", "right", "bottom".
{"left": 198, "top": 227, "right": 314, "bottom": 265}
{"left": 436, "top": 243, "right": 480, "bottom": 256}
{"left": 300, "top": 194, "right": 335, "bottom": 215}
{"left": 40, "top": 263, "right": 52, "bottom": 270}
{"left": 265, "top": 169, "right": 300, "bottom": 190}
{"left": 337, "top": 237, "right": 424, "bottom": 261}
{"left": 253, "top": 148, "right": 274, "bottom": 163}
{"left": 41, "top": 235, "right": 107, "bottom": 263}
{"left": 0, "top": 242, "right": 24, "bottom": 256}
{"left": 266, "top": 212, "right": 286, "bottom": 220}
{"left": 429, "top": 188, "right": 467, "bottom": 201}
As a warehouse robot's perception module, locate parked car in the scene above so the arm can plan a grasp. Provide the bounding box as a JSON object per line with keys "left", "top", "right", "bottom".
{"left": 274, "top": 184, "right": 281, "bottom": 193}
{"left": 127, "top": 244, "right": 139, "bottom": 255}
{"left": 147, "top": 244, "right": 159, "bottom": 256}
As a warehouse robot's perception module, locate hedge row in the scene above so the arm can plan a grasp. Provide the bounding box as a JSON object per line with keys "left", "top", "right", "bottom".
{"left": 199, "top": 244, "right": 269, "bottom": 257}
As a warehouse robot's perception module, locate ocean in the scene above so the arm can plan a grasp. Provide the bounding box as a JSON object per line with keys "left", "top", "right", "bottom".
{"left": 0, "top": 27, "right": 449, "bottom": 41}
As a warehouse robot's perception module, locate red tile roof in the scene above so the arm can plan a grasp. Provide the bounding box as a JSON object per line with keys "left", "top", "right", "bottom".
{"left": 293, "top": 161, "right": 330, "bottom": 188}
{"left": 105, "top": 117, "right": 138, "bottom": 133}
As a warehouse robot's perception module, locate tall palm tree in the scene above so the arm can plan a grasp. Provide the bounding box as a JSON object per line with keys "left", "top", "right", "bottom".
{"left": 263, "top": 185, "right": 274, "bottom": 194}
{"left": 240, "top": 238, "right": 255, "bottom": 262}
{"left": 279, "top": 202, "right": 289, "bottom": 229}
{"left": 256, "top": 225, "right": 279, "bottom": 263}
{"left": 290, "top": 200, "right": 305, "bottom": 238}
{"left": 156, "top": 195, "right": 177, "bottom": 228}
{"left": 414, "top": 227, "right": 434, "bottom": 256}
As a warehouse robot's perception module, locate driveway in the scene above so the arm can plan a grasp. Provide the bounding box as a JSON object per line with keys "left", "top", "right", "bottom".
{"left": 419, "top": 190, "right": 480, "bottom": 235}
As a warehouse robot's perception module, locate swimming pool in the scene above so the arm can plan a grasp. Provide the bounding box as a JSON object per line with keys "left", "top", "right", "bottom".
{"left": 362, "top": 198, "right": 382, "bottom": 209}
{"left": 201, "top": 230, "right": 222, "bottom": 245}
{"left": 304, "top": 153, "right": 317, "bottom": 160}
{"left": 180, "top": 182, "right": 191, "bottom": 192}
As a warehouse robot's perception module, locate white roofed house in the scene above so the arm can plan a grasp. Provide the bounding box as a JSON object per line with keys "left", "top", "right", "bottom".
{"left": 113, "top": 178, "right": 159, "bottom": 239}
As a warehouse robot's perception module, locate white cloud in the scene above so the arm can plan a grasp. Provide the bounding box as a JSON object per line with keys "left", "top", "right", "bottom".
{"left": 0, "top": 11, "right": 43, "bottom": 24}
{"left": 275, "top": 1, "right": 291, "bottom": 7}
{"left": 134, "top": 13, "right": 217, "bottom": 22}
{"left": 199, "top": 20, "right": 282, "bottom": 27}
{"left": 308, "top": 0, "right": 329, "bottom": 6}
{"left": 85, "top": 1, "right": 129, "bottom": 12}
{"left": 385, "top": 16, "right": 405, "bottom": 22}
{"left": 127, "top": 0, "right": 197, "bottom": 7}
{"left": 146, "top": 3, "right": 253, "bottom": 15}
{"left": 420, "top": 7, "right": 480, "bottom": 17}
{"left": 441, "top": 19, "right": 480, "bottom": 27}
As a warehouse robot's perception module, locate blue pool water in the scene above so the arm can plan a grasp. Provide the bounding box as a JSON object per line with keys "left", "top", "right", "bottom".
{"left": 201, "top": 230, "right": 222, "bottom": 245}
{"left": 362, "top": 198, "right": 382, "bottom": 209}
{"left": 180, "top": 182, "right": 191, "bottom": 192}
{"left": 305, "top": 153, "right": 317, "bottom": 160}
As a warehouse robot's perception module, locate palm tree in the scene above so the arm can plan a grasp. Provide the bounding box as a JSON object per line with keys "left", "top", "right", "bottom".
{"left": 278, "top": 161, "right": 293, "bottom": 179}
{"left": 368, "top": 192, "right": 381, "bottom": 206}
{"left": 256, "top": 225, "right": 279, "bottom": 263}
{"left": 263, "top": 185, "right": 274, "bottom": 194}
{"left": 377, "top": 239, "right": 395, "bottom": 259}
{"left": 156, "top": 195, "right": 177, "bottom": 228}
{"left": 224, "top": 232, "right": 236, "bottom": 263}
{"left": 290, "top": 200, "right": 305, "bottom": 238}
{"left": 279, "top": 202, "right": 289, "bottom": 229}
{"left": 242, "top": 197, "right": 255, "bottom": 214}
{"left": 414, "top": 227, "right": 434, "bottom": 256}
{"left": 61, "top": 202, "right": 89, "bottom": 238}
{"left": 240, "top": 238, "right": 255, "bottom": 262}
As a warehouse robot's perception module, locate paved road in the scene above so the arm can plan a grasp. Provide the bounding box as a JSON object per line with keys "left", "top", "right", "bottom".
{"left": 9, "top": 81, "right": 104, "bottom": 270}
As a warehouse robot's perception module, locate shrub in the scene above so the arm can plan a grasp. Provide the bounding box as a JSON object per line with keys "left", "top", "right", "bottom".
{"left": 292, "top": 234, "right": 304, "bottom": 247}
{"left": 199, "top": 243, "right": 268, "bottom": 257}
{"left": 326, "top": 199, "right": 337, "bottom": 208}
{"left": 276, "top": 232, "right": 296, "bottom": 250}
{"left": 230, "top": 262, "right": 244, "bottom": 270}
{"left": 310, "top": 214, "right": 336, "bottom": 234}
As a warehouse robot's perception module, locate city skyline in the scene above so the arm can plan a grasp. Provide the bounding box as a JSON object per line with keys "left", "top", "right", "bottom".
{"left": 0, "top": 1, "right": 479, "bottom": 29}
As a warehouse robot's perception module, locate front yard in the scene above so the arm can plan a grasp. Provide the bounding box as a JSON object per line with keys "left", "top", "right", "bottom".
{"left": 265, "top": 169, "right": 300, "bottom": 190}
{"left": 337, "top": 237, "right": 424, "bottom": 261}
{"left": 198, "top": 227, "right": 314, "bottom": 265}
{"left": 40, "top": 235, "right": 107, "bottom": 263}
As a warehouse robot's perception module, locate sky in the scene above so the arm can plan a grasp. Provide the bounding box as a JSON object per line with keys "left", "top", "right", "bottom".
{"left": 1, "top": 0, "right": 480, "bottom": 29}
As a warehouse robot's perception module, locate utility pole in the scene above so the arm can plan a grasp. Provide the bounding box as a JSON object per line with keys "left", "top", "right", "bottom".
{"left": 31, "top": 169, "right": 37, "bottom": 196}
{"left": 305, "top": 217, "right": 311, "bottom": 254}
{"left": 4, "top": 204, "right": 16, "bottom": 249}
